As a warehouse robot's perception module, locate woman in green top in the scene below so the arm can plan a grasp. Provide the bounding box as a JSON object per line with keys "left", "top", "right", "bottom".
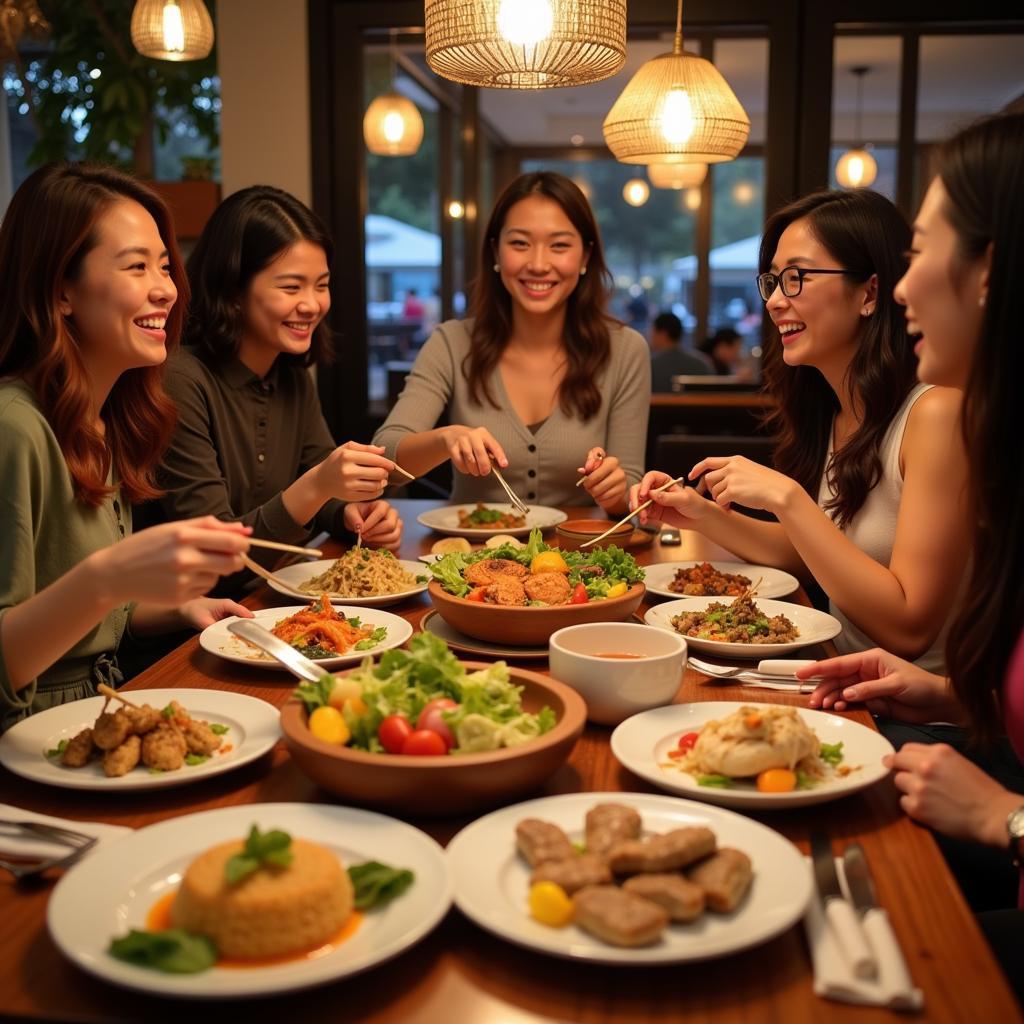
{"left": 0, "top": 163, "right": 252, "bottom": 730}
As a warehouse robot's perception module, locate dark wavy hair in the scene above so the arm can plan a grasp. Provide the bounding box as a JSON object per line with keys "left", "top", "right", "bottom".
{"left": 184, "top": 185, "right": 334, "bottom": 367}
{"left": 465, "top": 171, "right": 615, "bottom": 421}
{"left": 937, "top": 113, "right": 1024, "bottom": 745}
{"left": 759, "top": 190, "right": 917, "bottom": 528}
{"left": 0, "top": 162, "right": 183, "bottom": 507}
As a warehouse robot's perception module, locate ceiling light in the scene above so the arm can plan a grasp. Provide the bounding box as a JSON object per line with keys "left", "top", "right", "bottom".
{"left": 425, "top": 0, "right": 626, "bottom": 90}
{"left": 623, "top": 179, "right": 650, "bottom": 207}
{"left": 602, "top": 0, "right": 749, "bottom": 164}
{"left": 835, "top": 66, "right": 878, "bottom": 189}
{"left": 130, "top": 0, "right": 214, "bottom": 61}
{"left": 363, "top": 32, "right": 424, "bottom": 157}
{"left": 647, "top": 162, "right": 707, "bottom": 190}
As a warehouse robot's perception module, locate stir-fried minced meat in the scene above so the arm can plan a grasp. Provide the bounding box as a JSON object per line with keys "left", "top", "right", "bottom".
{"left": 484, "top": 576, "right": 528, "bottom": 606}
{"left": 671, "top": 594, "right": 797, "bottom": 644}
{"left": 465, "top": 558, "right": 529, "bottom": 586}
{"left": 668, "top": 562, "right": 751, "bottom": 597}
{"left": 524, "top": 572, "right": 571, "bottom": 606}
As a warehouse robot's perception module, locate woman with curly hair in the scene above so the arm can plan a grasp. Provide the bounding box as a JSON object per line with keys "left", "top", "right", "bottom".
{"left": 632, "top": 189, "right": 970, "bottom": 669}
{"left": 373, "top": 171, "right": 651, "bottom": 515}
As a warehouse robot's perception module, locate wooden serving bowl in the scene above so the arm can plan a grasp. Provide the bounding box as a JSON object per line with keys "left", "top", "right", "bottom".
{"left": 554, "top": 519, "right": 634, "bottom": 552}
{"left": 427, "top": 580, "right": 646, "bottom": 646}
{"left": 279, "top": 663, "right": 586, "bottom": 816}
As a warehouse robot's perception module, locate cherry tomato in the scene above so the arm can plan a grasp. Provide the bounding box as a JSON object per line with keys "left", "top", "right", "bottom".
{"left": 569, "top": 582, "right": 589, "bottom": 605}
{"left": 677, "top": 731, "right": 699, "bottom": 752}
{"left": 378, "top": 714, "right": 413, "bottom": 754}
{"left": 467, "top": 587, "right": 487, "bottom": 602}
{"left": 416, "top": 697, "right": 458, "bottom": 749}
{"left": 401, "top": 729, "right": 448, "bottom": 756}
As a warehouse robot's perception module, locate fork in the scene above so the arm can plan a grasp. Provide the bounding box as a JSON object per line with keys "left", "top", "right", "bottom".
{"left": 0, "top": 820, "right": 98, "bottom": 880}
{"left": 489, "top": 461, "right": 530, "bottom": 516}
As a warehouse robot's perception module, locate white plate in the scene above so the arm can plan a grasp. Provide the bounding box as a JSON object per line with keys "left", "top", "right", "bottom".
{"left": 644, "top": 597, "right": 841, "bottom": 659}
{"left": 263, "top": 558, "right": 428, "bottom": 607}
{"left": 199, "top": 606, "right": 413, "bottom": 669}
{"left": 416, "top": 504, "right": 567, "bottom": 538}
{"left": 0, "top": 689, "right": 279, "bottom": 791}
{"left": 446, "top": 791, "right": 811, "bottom": 965}
{"left": 611, "top": 702, "right": 894, "bottom": 808}
{"left": 47, "top": 802, "right": 451, "bottom": 997}
{"left": 643, "top": 561, "right": 799, "bottom": 601}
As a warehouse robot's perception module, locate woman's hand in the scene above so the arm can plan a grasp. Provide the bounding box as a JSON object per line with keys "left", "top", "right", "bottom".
{"left": 885, "top": 743, "right": 1021, "bottom": 846}
{"left": 86, "top": 517, "right": 250, "bottom": 609}
{"left": 578, "top": 448, "right": 626, "bottom": 511}
{"left": 689, "top": 456, "right": 798, "bottom": 514}
{"left": 628, "top": 471, "right": 716, "bottom": 530}
{"left": 316, "top": 442, "right": 394, "bottom": 502}
{"left": 803, "top": 648, "right": 962, "bottom": 722}
{"left": 344, "top": 500, "right": 402, "bottom": 551}
{"left": 178, "top": 598, "right": 253, "bottom": 631}
{"left": 441, "top": 425, "right": 508, "bottom": 476}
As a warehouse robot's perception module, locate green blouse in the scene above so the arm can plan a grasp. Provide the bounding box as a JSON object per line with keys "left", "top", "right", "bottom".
{"left": 0, "top": 381, "right": 131, "bottom": 731}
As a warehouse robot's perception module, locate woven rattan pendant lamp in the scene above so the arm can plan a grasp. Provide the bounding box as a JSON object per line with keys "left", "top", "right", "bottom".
{"left": 424, "top": 0, "right": 627, "bottom": 90}
{"left": 835, "top": 66, "right": 878, "bottom": 188}
{"left": 603, "top": 0, "right": 749, "bottom": 164}
{"left": 647, "top": 162, "right": 707, "bottom": 189}
{"left": 131, "top": 0, "right": 214, "bottom": 61}
{"left": 364, "top": 32, "right": 424, "bottom": 157}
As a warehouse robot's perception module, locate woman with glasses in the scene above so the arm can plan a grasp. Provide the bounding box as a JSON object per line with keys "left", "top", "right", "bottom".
{"left": 631, "top": 189, "right": 970, "bottom": 670}
{"left": 373, "top": 172, "right": 650, "bottom": 515}
{"left": 801, "top": 112, "right": 1024, "bottom": 999}
{"left": 0, "top": 164, "right": 252, "bottom": 731}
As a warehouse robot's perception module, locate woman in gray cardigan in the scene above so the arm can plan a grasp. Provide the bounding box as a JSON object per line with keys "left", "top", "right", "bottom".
{"left": 374, "top": 172, "right": 650, "bottom": 514}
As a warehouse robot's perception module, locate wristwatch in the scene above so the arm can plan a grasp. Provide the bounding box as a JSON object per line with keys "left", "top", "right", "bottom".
{"left": 1007, "top": 805, "right": 1024, "bottom": 869}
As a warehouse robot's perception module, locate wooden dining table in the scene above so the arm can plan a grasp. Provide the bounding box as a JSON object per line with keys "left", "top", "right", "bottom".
{"left": 0, "top": 499, "right": 1016, "bottom": 1022}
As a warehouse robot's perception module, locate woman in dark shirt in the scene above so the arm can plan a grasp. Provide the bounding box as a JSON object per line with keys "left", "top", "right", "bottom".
{"left": 153, "top": 187, "right": 401, "bottom": 591}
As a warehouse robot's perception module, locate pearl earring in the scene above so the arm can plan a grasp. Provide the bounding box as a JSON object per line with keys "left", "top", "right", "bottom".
{"left": 580, "top": 266, "right": 587, "bottom": 276}
{"left": 493, "top": 263, "right": 500, "bottom": 272}
{"left": 979, "top": 295, "right": 986, "bottom": 308}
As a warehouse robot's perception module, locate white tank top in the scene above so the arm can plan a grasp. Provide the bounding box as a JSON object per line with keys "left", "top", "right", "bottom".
{"left": 816, "top": 383, "right": 948, "bottom": 673}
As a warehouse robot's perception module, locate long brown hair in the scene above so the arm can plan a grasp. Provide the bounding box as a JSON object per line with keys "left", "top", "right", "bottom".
{"left": 465, "top": 171, "right": 615, "bottom": 421}
{"left": 0, "top": 163, "right": 184, "bottom": 506}
{"left": 759, "top": 190, "right": 917, "bottom": 528}
{"left": 938, "top": 113, "right": 1024, "bottom": 745}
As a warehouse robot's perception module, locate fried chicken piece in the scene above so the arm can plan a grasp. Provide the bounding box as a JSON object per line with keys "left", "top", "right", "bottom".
{"left": 516, "top": 819, "right": 575, "bottom": 868}
{"left": 524, "top": 572, "right": 570, "bottom": 606}
{"left": 572, "top": 885, "right": 669, "bottom": 947}
{"left": 484, "top": 576, "right": 527, "bottom": 606}
{"left": 141, "top": 722, "right": 187, "bottom": 771}
{"left": 585, "top": 803, "right": 642, "bottom": 858}
{"left": 61, "top": 727, "right": 96, "bottom": 768}
{"left": 686, "top": 848, "right": 753, "bottom": 912}
{"left": 92, "top": 708, "right": 131, "bottom": 750}
{"left": 181, "top": 718, "right": 222, "bottom": 757}
{"left": 103, "top": 734, "right": 141, "bottom": 777}
{"left": 465, "top": 558, "right": 528, "bottom": 585}
{"left": 122, "top": 703, "right": 162, "bottom": 735}
{"left": 607, "top": 827, "right": 717, "bottom": 875}
{"left": 530, "top": 854, "right": 611, "bottom": 895}
{"left": 622, "top": 873, "right": 706, "bottom": 922}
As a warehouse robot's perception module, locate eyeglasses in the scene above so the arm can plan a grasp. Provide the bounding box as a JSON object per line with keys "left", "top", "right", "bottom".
{"left": 756, "top": 265, "right": 860, "bottom": 302}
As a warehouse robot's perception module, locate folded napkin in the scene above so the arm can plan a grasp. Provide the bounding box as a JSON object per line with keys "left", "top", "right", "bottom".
{"left": 0, "top": 803, "right": 131, "bottom": 862}
{"left": 803, "top": 858, "right": 923, "bottom": 1011}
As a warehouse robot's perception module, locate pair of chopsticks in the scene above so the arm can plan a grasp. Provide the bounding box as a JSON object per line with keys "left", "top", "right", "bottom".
{"left": 579, "top": 475, "right": 686, "bottom": 548}
{"left": 489, "top": 459, "right": 530, "bottom": 515}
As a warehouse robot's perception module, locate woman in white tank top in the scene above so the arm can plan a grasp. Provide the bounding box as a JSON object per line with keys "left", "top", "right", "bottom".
{"left": 631, "top": 190, "right": 970, "bottom": 671}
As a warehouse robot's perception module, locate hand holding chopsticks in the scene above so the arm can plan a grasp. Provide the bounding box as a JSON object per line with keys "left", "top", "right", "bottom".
{"left": 579, "top": 475, "right": 686, "bottom": 548}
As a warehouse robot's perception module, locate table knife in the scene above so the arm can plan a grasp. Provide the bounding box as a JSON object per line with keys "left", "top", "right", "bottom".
{"left": 227, "top": 619, "right": 326, "bottom": 683}
{"left": 810, "top": 832, "right": 877, "bottom": 979}
{"left": 843, "top": 842, "right": 915, "bottom": 993}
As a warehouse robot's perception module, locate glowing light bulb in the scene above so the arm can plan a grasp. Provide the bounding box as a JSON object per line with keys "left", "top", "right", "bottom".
{"left": 162, "top": 0, "right": 185, "bottom": 53}
{"left": 661, "top": 88, "right": 695, "bottom": 145}
{"left": 382, "top": 111, "right": 407, "bottom": 144}
{"left": 448, "top": 200, "right": 465, "bottom": 219}
{"left": 497, "top": 0, "right": 553, "bottom": 47}
{"left": 835, "top": 148, "right": 878, "bottom": 189}
{"left": 622, "top": 178, "right": 650, "bottom": 207}
{"left": 684, "top": 188, "right": 701, "bottom": 211}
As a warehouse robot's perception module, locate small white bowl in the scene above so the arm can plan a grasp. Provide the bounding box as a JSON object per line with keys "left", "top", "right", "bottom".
{"left": 548, "top": 623, "right": 687, "bottom": 726}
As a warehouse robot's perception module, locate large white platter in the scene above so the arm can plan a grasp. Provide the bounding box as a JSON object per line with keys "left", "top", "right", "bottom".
{"left": 264, "top": 557, "right": 428, "bottom": 607}
{"left": 0, "top": 689, "right": 279, "bottom": 791}
{"left": 446, "top": 791, "right": 811, "bottom": 965}
{"left": 644, "top": 596, "right": 841, "bottom": 659}
{"left": 416, "top": 503, "right": 566, "bottom": 538}
{"left": 611, "top": 702, "right": 894, "bottom": 809}
{"left": 199, "top": 605, "right": 412, "bottom": 670}
{"left": 642, "top": 561, "right": 799, "bottom": 601}
{"left": 48, "top": 802, "right": 451, "bottom": 997}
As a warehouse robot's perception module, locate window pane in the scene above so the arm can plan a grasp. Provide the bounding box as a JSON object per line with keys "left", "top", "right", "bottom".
{"left": 364, "top": 46, "right": 440, "bottom": 401}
